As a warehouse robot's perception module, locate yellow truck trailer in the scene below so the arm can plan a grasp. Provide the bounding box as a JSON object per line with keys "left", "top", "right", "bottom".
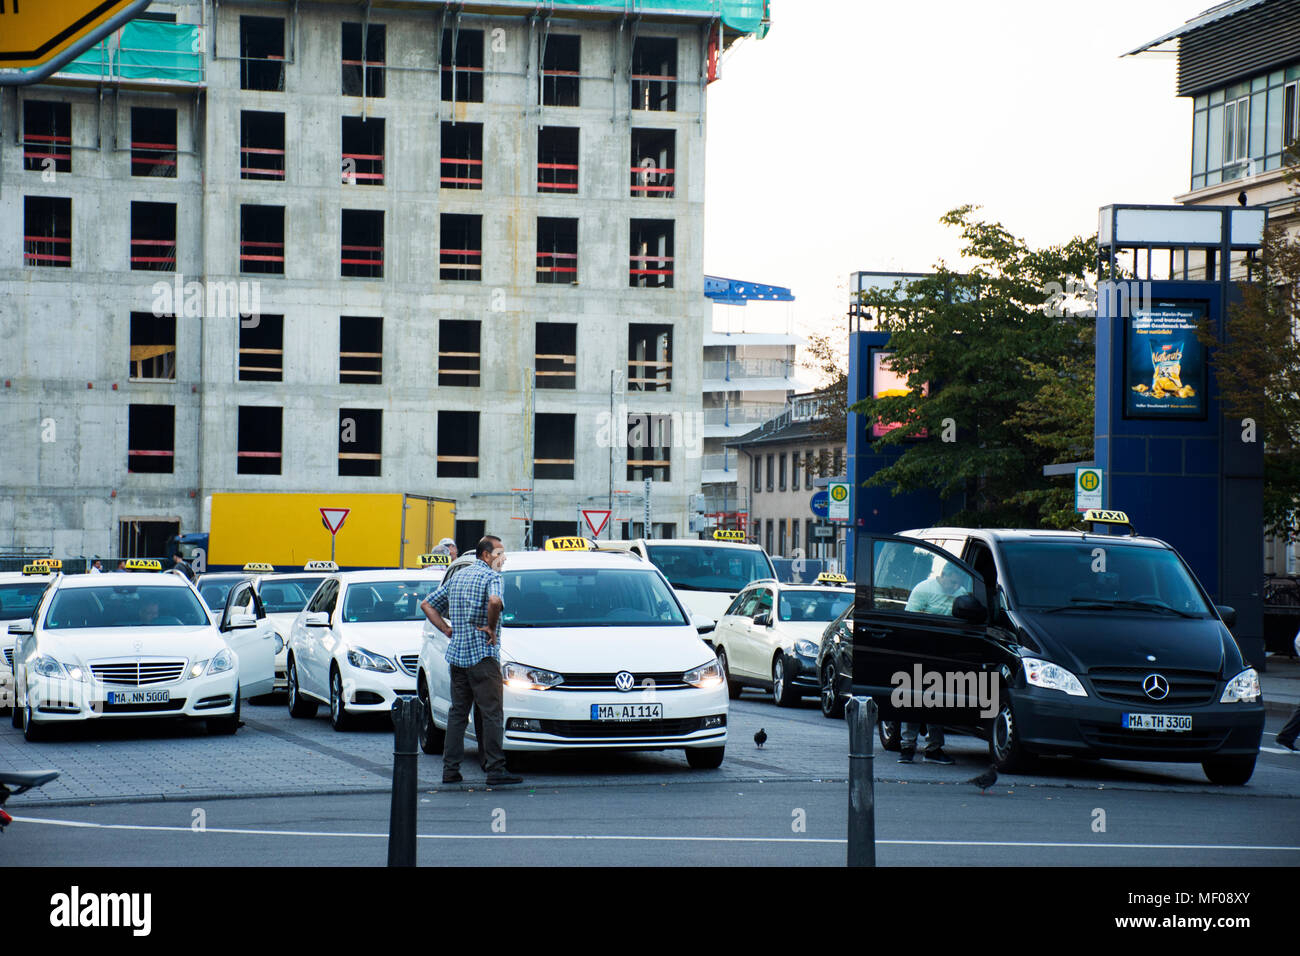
{"left": 191, "top": 493, "right": 456, "bottom": 571}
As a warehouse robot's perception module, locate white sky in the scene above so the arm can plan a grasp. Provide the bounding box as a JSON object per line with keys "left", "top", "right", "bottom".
{"left": 703, "top": 0, "right": 1207, "bottom": 349}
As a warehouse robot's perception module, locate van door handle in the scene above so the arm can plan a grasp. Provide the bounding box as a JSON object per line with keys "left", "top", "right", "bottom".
{"left": 865, "top": 628, "right": 891, "bottom": 640}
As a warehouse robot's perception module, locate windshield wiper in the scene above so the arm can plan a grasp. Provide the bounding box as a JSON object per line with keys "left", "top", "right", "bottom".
{"left": 1040, "top": 598, "right": 1198, "bottom": 618}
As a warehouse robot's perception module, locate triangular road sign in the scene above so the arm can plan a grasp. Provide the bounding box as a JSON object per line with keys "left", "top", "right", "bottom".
{"left": 581, "top": 509, "right": 612, "bottom": 538}
{"left": 320, "top": 508, "right": 351, "bottom": 535}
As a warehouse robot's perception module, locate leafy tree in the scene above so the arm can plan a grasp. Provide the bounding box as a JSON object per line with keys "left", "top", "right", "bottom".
{"left": 799, "top": 332, "right": 848, "bottom": 480}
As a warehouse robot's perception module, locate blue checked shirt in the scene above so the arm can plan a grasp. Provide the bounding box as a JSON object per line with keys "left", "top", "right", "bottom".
{"left": 425, "top": 560, "right": 503, "bottom": 667}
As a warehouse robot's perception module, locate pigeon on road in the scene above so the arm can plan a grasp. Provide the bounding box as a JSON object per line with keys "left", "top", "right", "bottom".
{"left": 968, "top": 766, "right": 998, "bottom": 794}
{"left": 754, "top": 728, "right": 767, "bottom": 749}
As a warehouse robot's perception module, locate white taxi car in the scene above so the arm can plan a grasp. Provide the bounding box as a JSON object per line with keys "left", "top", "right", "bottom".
{"left": 255, "top": 563, "right": 338, "bottom": 692}
{"left": 0, "top": 565, "right": 59, "bottom": 714}
{"left": 711, "top": 575, "right": 854, "bottom": 706}
{"left": 9, "top": 560, "right": 276, "bottom": 741}
{"left": 285, "top": 568, "right": 443, "bottom": 731}
{"left": 415, "top": 541, "right": 728, "bottom": 768}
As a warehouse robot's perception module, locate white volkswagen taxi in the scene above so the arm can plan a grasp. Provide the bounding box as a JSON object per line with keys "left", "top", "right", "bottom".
{"left": 9, "top": 560, "right": 276, "bottom": 741}
{"left": 285, "top": 568, "right": 443, "bottom": 731}
{"left": 0, "top": 565, "right": 59, "bottom": 714}
{"left": 415, "top": 539, "right": 728, "bottom": 768}
{"left": 711, "top": 574, "right": 854, "bottom": 706}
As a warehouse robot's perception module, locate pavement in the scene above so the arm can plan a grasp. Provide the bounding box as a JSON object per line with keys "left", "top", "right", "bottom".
{"left": 1261, "top": 652, "right": 1300, "bottom": 718}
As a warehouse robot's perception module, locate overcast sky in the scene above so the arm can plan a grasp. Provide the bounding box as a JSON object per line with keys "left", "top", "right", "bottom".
{"left": 702, "top": 0, "right": 1207, "bottom": 346}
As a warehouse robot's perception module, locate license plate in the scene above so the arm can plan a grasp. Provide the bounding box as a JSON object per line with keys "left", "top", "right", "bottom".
{"left": 107, "top": 689, "right": 170, "bottom": 705}
{"left": 591, "top": 703, "right": 663, "bottom": 721}
{"left": 1122, "top": 713, "right": 1192, "bottom": 732}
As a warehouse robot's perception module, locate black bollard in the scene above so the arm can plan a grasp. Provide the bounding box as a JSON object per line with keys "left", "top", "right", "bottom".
{"left": 846, "top": 695, "right": 877, "bottom": 867}
{"left": 389, "top": 694, "right": 422, "bottom": 867}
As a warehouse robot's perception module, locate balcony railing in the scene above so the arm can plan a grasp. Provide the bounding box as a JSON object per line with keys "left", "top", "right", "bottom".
{"left": 703, "top": 403, "right": 786, "bottom": 427}
{"left": 703, "top": 359, "right": 794, "bottom": 382}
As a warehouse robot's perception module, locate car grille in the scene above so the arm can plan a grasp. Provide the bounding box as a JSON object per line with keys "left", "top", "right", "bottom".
{"left": 535, "top": 717, "right": 709, "bottom": 738}
{"left": 100, "top": 698, "right": 187, "bottom": 714}
{"left": 555, "top": 671, "right": 691, "bottom": 691}
{"left": 90, "top": 659, "right": 187, "bottom": 686}
{"left": 1078, "top": 721, "right": 1228, "bottom": 752}
{"left": 1086, "top": 667, "right": 1219, "bottom": 707}
{"left": 399, "top": 654, "right": 420, "bottom": 677}
{"left": 3, "top": 648, "right": 11, "bottom": 669}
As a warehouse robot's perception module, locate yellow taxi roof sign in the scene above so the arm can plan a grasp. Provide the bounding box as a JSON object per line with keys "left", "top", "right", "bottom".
{"left": 243, "top": 562, "right": 275, "bottom": 573}
{"left": 544, "top": 537, "right": 596, "bottom": 551}
{"left": 33, "top": 558, "right": 61, "bottom": 567}
{"left": 124, "top": 558, "right": 163, "bottom": 571}
{"left": 1082, "top": 509, "right": 1134, "bottom": 531}
{"left": 712, "top": 529, "right": 746, "bottom": 542}
{"left": 21, "top": 564, "right": 52, "bottom": 575}
{"left": 816, "top": 572, "right": 849, "bottom": 585}
{"left": 418, "top": 553, "right": 451, "bottom": 566}
{"left": 304, "top": 560, "right": 339, "bottom": 571}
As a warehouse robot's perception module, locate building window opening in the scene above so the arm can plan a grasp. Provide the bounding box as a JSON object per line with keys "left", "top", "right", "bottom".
{"left": 441, "top": 29, "right": 484, "bottom": 103}
{"left": 535, "top": 323, "right": 576, "bottom": 390}
{"left": 440, "top": 213, "right": 481, "bottom": 281}
{"left": 130, "top": 201, "right": 177, "bottom": 272}
{"left": 340, "top": 316, "right": 383, "bottom": 384}
{"left": 631, "top": 37, "right": 677, "bottom": 112}
{"left": 130, "top": 312, "right": 176, "bottom": 380}
{"left": 627, "top": 324, "right": 672, "bottom": 392}
{"left": 241, "top": 110, "right": 285, "bottom": 181}
{"left": 341, "top": 209, "right": 383, "bottom": 278}
{"left": 537, "top": 217, "right": 578, "bottom": 284}
{"left": 238, "top": 406, "right": 283, "bottom": 475}
{"left": 439, "top": 320, "right": 480, "bottom": 386}
{"left": 441, "top": 121, "right": 483, "bottom": 189}
{"left": 534, "top": 413, "right": 576, "bottom": 480}
{"left": 23, "top": 100, "right": 71, "bottom": 173}
{"left": 240, "top": 204, "right": 284, "bottom": 275}
{"left": 630, "top": 128, "right": 674, "bottom": 197}
{"left": 128, "top": 404, "right": 175, "bottom": 474}
{"left": 627, "top": 412, "right": 671, "bottom": 482}
{"left": 338, "top": 408, "right": 382, "bottom": 477}
{"left": 537, "top": 126, "right": 579, "bottom": 193}
{"left": 239, "top": 314, "right": 284, "bottom": 382}
{"left": 629, "top": 219, "right": 673, "bottom": 288}
{"left": 240, "top": 16, "right": 285, "bottom": 92}
{"left": 131, "top": 107, "right": 177, "bottom": 178}
{"left": 342, "top": 22, "right": 385, "bottom": 97}
{"left": 342, "top": 116, "right": 384, "bottom": 185}
{"left": 438, "top": 411, "right": 480, "bottom": 478}
{"left": 24, "top": 196, "right": 71, "bottom": 268}
{"left": 540, "top": 34, "right": 580, "bottom": 106}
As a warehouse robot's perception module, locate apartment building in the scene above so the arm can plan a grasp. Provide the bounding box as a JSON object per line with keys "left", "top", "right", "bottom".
{"left": 0, "top": 0, "right": 771, "bottom": 558}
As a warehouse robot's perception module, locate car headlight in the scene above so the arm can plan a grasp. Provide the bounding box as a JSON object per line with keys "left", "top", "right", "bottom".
{"left": 31, "top": 655, "right": 86, "bottom": 682}
{"left": 502, "top": 662, "right": 563, "bottom": 690}
{"left": 794, "top": 639, "right": 818, "bottom": 658}
{"left": 207, "top": 647, "right": 235, "bottom": 676}
{"left": 188, "top": 660, "right": 208, "bottom": 679}
{"left": 1220, "top": 668, "right": 1260, "bottom": 703}
{"left": 273, "top": 632, "right": 285, "bottom": 654}
{"left": 1022, "top": 657, "right": 1087, "bottom": 697}
{"left": 346, "top": 646, "right": 397, "bottom": 673}
{"left": 684, "top": 659, "right": 725, "bottom": 689}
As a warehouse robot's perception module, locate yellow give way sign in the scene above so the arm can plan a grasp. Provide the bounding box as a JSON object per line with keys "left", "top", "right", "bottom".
{"left": 0, "top": 0, "right": 149, "bottom": 69}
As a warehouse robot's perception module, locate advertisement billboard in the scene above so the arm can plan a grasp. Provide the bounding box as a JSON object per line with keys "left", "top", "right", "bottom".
{"left": 870, "top": 349, "right": 928, "bottom": 438}
{"left": 1123, "top": 300, "right": 1208, "bottom": 420}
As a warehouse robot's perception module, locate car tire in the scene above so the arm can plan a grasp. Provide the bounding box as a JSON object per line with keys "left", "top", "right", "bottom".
{"left": 1201, "top": 754, "right": 1256, "bottom": 786}
{"left": 820, "top": 662, "right": 846, "bottom": 719}
{"left": 772, "top": 655, "right": 798, "bottom": 708}
{"left": 23, "top": 703, "right": 49, "bottom": 743}
{"left": 286, "top": 658, "right": 318, "bottom": 719}
{"left": 989, "top": 696, "right": 1034, "bottom": 773}
{"left": 686, "top": 745, "right": 725, "bottom": 769}
{"left": 417, "top": 676, "right": 445, "bottom": 755}
{"left": 207, "top": 690, "right": 241, "bottom": 735}
{"left": 11, "top": 694, "right": 22, "bottom": 729}
{"left": 716, "top": 647, "right": 742, "bottom": 700}
{"left": 878, "top": 720, "right": 901, "bottom": 752}
{"left": 329, "top": 668, "right": 353, "bottom": 732}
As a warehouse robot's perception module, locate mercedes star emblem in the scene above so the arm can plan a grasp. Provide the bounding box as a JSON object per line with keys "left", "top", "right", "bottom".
{"left": 614, "top": 671, "right": 635, "bottom": 692}
{"left": 1142, "top": 673, "right": 1170, "bottom": 700}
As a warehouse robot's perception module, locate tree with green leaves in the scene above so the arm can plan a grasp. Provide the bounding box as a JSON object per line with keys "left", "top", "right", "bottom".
{"left": 849, "top": 205, "right": 1096, "bottom": 527}
{"left": 799, "top": 332, "right": 848, "bottom": 480}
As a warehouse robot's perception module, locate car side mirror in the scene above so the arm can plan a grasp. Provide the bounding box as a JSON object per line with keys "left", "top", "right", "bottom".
{"left": 1215, "top": 605, "right": 1237, "bottom": 628}
{"left": 305, "top": 612, "right": 331, "bottom": 628}
{"left": 7, "top": 619, "right": 33, "bottom": 636}
{"left": 753, "top": 611, "right": 772, "bottom": 627}
{"left": 695, "top": 620, "right": 716, "bottom": 635}
{"left": 951, "top": 593, "right": 988, "bottom": 624}
{"left": 225, "top": 612, "right": 257, "bottom": 631}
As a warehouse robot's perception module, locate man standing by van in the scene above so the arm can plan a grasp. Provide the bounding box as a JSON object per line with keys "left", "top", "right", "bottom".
{"left": 421, "top": 536, "right": 522, "bottom": 786}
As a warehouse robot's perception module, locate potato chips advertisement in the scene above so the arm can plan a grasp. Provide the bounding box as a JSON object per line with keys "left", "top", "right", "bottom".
{"left": 871, "top": 350, "right": 928, "bottom": 438}
{"left": 1124, "top": 301, "right": 1207, "bottom": 419}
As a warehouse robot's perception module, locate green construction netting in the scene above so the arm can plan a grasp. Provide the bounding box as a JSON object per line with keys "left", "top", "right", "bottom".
{"left": 59, "top": 40, "right": 111, "bottom": 78}
{"left": 117, "top": 21, "right": 204, "bottom": 82}
{"left": 544, "top": 1, "right": 769, "bottom": 36}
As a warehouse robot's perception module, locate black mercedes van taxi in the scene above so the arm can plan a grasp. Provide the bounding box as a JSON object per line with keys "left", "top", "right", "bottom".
{"left": 845, "top": 511, "right": 1265, "bottom": 784}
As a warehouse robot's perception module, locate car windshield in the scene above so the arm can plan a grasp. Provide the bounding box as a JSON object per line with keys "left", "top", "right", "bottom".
{"left": 45, "top": 585, "right": 210, "bottom": 629}
{"left": 779, "top": 590, "right": 854, "bottom": 623}
{"left": 643, "top": 545, "right": 774, "bottom": 593}
{"left": 341, "top": 580, "right": 430, "bottom": 623}
{"left": 0, "top": 582, "right": 48, "bottom": 620}
{"left": 501, "top": 568, "right": 687, "bottom": 627}
{"left": 260, "top": 577, "right": 324, "bottom": 613}
{"left": 198, "top": 578, "right": 241, "bottom": 610}
{"left": 1000, "top": 541, "right": 1213, "bottom": 617}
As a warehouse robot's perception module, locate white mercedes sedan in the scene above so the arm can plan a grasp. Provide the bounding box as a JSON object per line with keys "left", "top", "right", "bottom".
{"left": 415, "top": 546, "right": 728, "bottom": 768}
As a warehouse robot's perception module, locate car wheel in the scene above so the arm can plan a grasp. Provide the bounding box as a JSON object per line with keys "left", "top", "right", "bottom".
{"left": 11, "top": 692, "right": 22, "bottom": 729}
{"left": 1202, "top": 754, "right": 1256, "bottom": 785}
{"left": 716, "top": 647, "right": 742, "bottom": 700}
{"left": 23, "top": 703, "right": 49, "bottom": 743}
{"left": 989, "top": 696, "right": 1034, "bottom": 772}
{"left": 878, "top": 720, "right": 901, "bottom": 752}
{"left": 820, "top": 662, "right": 846, "bottom": 719}
{"left": 286, "top": 658, "right": 318, "bottom": 719}
{"left": 329, "top": 668, "right": 353, "bottom": 732}
{"left": 207, "top": 690, "right": 241, "bottom": 735}
{"left": 772, "top": 655, "right": 798, "bottom": 708}
{"left": 418, "top": 676, "right": 445, "bottom": 755}
{"left": 686, "top": 745, "right": 725, "bottom": 769}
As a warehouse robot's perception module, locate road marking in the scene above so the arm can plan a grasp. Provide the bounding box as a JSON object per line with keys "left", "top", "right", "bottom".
{"left": 1260, "top": 746, "right": 1295, "bottom": 755}
{"left": 10, "top": 817, "right": 1300, "bottom": 851}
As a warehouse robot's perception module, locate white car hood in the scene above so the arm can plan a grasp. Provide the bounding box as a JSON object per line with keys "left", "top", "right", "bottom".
{"left": 39, "top": 626, "right": 224, "bottom": 664}
{"left": 673, "top": 590, "right": 743, "bottom": 626}
{"left": 335, "top": 621, "right": 426, "bottom": 658}
{"left": 501, "top": 625, "right": 714, "bottom": 673}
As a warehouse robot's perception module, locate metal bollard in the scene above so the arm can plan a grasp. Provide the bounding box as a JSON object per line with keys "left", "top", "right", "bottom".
{"left": 846, "top": 695, "right": 877, "bottom": 867}
{"left": 388, "top": 694, "right": 422, "bottom": 867}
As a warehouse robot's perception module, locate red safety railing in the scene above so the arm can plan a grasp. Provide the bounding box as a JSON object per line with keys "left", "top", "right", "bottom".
{"left": 240, "top": 239, "right": 285, "bottom": 269}
{"left": 631, "top": 72, "right": 677, "bottom": 110}
{"left": 538, "top": 161, "right": 578, "bottom": 193}
{"left": 24, "top": 234, "right": 71, "bottom": 266}
{"left": 130, "top": 238, "right": 177, "bottom": 269}
{"left": 128, "top": 449, "right": 175, "bottom": 468}
{"left": 236, "top": 451, "right": 282, "bottom": 458}
{"left": 630, "top": 165, "right": 675, "bottom": 196}
{"left": 240, "top": 145, "right": 285, "bottom": 180}
{"left": 536, "top": 250, "right": 577, "bottom": 280}
{"left": 23, "top": 133, "right": 72, "bottom": 165}
{"left": 342, "top": 151, "right": 384, "bottom": 184}
{"left": 341, "top": 244, "right": 383, "bottom": 273}
{"left": 441, "top": 156, "right": 482, "bottom": 188}
{"left": 131, "top": 140, "right": 177, "bottom": 176}
{"left": 440, "top": 247, "right": 482, "bottom": 277}
{"left": 629, "top": 253, "right": 674, "bottom": 278}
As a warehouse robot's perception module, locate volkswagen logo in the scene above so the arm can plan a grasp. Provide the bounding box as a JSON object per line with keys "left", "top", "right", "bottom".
{"left": 614, "top": 671, "right": 635, "bottom": 692}
{"left": 1142, "top": 673, "right": 1170, "bottom": 700}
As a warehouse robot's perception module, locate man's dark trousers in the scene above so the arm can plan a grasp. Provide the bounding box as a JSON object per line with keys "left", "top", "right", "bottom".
{"left": 445, "top": 657, "right": 507, "bottom": 775}
{"left": 1278, "top": 701, "right": 1300, "bottom": 749}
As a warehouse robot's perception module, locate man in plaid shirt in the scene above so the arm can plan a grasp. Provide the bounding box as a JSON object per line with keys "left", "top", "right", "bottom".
{"left": 421, "top": 536, "right": 522, "bottom": 786}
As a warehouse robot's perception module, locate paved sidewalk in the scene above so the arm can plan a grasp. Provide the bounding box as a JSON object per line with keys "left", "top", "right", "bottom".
{"left": 1262, "top": 653, "right": 1300, "bottom": 718}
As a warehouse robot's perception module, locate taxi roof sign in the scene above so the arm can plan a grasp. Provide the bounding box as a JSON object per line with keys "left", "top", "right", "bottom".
{"left": 543, "top": 537, "right": 596, "bottom": 551}
{"left": 33, "top": 558, "right": 60, "bottom": 567}
{"left": 1081, "top": 509, "right": 1136, "bottom": 534}
{"left": 21, "top": 564, "right": 52, "bottom": 575}
{"left": 124, "top": 558, "right": 162, "bottom": 571}
{"left": 816, "top": 572, "right": 849, "bottom": 585}
{"left": 418, "top": 553, "right": 451, "bottom": 567}
{"left": 303, "top": 560, "right": 339, "bottom": 571}
{"left": 712, "top": 529, "right": 747, "bottom": 542}
{"left": 243, "top": 562, "right": 275, "bottom": 573}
